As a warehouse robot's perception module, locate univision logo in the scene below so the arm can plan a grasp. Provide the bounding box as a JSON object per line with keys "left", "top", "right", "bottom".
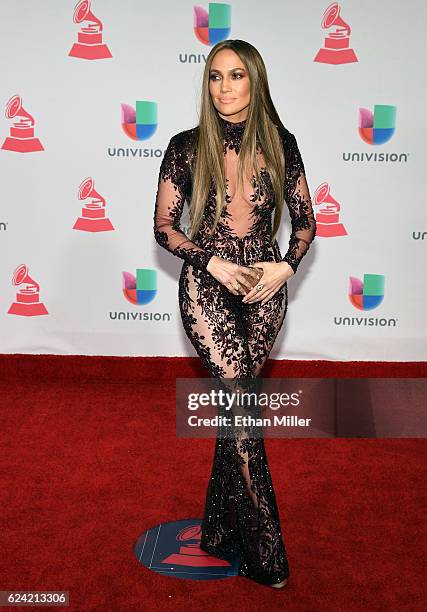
{"left": 109, "top": 269, "right": 171, "bottom": 322}
{"left": 343, "top": 104, "right": 409, "bottom": 163}
{"left": 193, "top": 3, "right": 231, "bottom": 45}
{"left": 348, "top": 273, "right": 384, "bottom": 310}
{"left": 359, "top": 105, "right": 396, "bottom": 145}
{"left": 179, "top": 3, "right": 231, "bottom": 63}
{"left": 122, "top": 269, "right": 157, "bottom": 305}
{"left": 108, "top": 100, "right": 163, "bottom": 158}
{"left": 121, "top": 101, "right": 157, "bottom": 140}
{"left": 334, "top": 273, "right": 398, "bottom": 327}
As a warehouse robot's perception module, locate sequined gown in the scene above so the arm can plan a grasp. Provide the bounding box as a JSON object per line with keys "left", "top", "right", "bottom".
{"left": 153, "top": 115, "right": 316, "bottom": 585}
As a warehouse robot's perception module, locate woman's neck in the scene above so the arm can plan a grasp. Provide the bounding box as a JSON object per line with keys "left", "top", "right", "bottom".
{"left": 218, "top": 112, "right": 247, "bottom": 126}
{"left": 217, "top": 114, "right": 247, "bottom": 154}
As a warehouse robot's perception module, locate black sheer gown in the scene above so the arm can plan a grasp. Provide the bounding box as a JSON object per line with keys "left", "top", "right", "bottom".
{"left": 153, "top": 115, "right": 316, "bottom": 586}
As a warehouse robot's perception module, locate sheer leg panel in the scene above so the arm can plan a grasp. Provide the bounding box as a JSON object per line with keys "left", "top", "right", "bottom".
{"left": 179, "top": 262, "right": 289, "bottom": 585}
{"left": 179, "top": 262, "right": 253, "bottom": 379}
{"left": 245, "top": 283, "right": 288, "bottom": 377}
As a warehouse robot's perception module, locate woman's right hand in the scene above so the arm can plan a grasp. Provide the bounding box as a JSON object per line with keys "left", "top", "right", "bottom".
{"left": 206, "top": 255, "right": 262, "bottom": 296}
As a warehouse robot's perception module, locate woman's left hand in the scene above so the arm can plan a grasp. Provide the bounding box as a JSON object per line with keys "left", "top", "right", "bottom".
{"left": 242, "top": 261, "right": 294, "bottom": 305}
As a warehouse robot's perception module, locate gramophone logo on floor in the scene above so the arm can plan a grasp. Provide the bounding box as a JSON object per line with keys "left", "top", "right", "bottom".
{"left": 72, "top": 177, "right": 114, "bottom": 232}
{"left": 8, "top": 264, "right": 48, "bottom": 317}
{"left": 313, "top": 182, "right": 347, "bottom": 238}
{"left": 334, "top": 273, "right": 397, "bottom": 327}
{"left": 68, "top": 0, "right": 112, "bottom": 60}
{"left": 343, "top": 105, "right": 408, "bottom": 163}
{"left": 109, "top": 269, "right": 171, "bottom": 322}
{"left": 314, "top": 2, "right": 358, "bottom": 64}
{"left": 179, "top": 3, "right": 231, "bottom": 63}
{"left": 109, "top": 101, "right": 162, "bottom": 158}
{"left": 134, "top": 519, "right": 239, "bottom": 581}
{"left": 1, "top": 95, "right": 44, "bottom": 153}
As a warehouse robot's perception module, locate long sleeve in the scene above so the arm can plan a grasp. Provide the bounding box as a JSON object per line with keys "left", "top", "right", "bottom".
{"left": 281, "top": 132, "right": 316, "bottom": 274}
{"left": 153, "top": 133, "right": 213, "bottom": 272}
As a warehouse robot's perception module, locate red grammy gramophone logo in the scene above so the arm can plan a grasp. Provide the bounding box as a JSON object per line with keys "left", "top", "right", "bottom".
{"left": 313, "top": 182, "right": 347, "bottom": 237}
{"left": 1, "top": 95, "right": 44, "bottom": 153}
{"left": 161, "top": 524, "right": 232, "bottom": 568}
{"left": 314, "top": 2, "right": 358, "bottom": 64}
{"left": 72, "top": 177, "right": 114, "bottom": 232}
{"left": 8, "top": 265, "right": 48, "bottom": 317}
{"left": 68, "top": 0, "right": 112, "bottom": 60}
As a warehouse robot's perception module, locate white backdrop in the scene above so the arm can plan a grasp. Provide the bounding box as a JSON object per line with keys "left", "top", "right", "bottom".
{"left": 0, "top": 0, "right": 425, "bottom": 360}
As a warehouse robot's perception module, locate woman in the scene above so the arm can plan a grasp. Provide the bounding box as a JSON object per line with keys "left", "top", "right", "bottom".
{"left": 153, "top": 39, "right": 316, "bottom": 588}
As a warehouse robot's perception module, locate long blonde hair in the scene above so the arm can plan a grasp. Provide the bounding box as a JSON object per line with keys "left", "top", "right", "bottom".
{"left": 188, "top": 39, "right": 286, "bottom": 241}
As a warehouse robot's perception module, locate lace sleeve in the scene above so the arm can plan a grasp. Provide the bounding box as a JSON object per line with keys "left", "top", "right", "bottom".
{"left": 281, "top": 132, "right": 316, "bottom": 274}
{"left": 153, "top": 133, "right": 213, "bottom": 271}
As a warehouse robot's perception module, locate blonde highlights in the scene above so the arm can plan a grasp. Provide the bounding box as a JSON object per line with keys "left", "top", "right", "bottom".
{"left": 188, "top": 39, "right": 286, "bottom": 241}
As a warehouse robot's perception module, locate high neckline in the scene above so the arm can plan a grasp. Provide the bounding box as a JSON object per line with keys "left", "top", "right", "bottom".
{"left": 218, "top": 115, "right": 247, "bottom": 154}
{"left": 218, "top": 115, "right": 247, "bottom": 130}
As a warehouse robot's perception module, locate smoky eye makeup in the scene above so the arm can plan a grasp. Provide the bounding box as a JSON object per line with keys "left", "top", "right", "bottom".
{"left": 209, "top": 72, "right": 245, "bottom": 81}
{"left": 209, "top": 69, "right": 246, "bottom": 80}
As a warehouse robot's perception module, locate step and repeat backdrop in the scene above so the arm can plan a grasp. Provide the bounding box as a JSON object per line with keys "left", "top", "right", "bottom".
{"left": 0, "top": 1, "right": 425, "bottom": 360}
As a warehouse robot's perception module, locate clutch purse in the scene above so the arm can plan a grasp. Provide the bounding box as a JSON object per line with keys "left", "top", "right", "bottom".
{"left": 239, "top": 265, "right": 264, "bottom": 295}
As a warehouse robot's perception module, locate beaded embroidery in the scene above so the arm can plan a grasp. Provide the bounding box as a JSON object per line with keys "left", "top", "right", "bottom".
{"left": 153, "top": 116, "right": 316, "bottom": 586}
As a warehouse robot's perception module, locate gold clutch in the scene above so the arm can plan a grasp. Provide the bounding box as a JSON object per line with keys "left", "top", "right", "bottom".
{"left": 239, "top": 265, "right": 264, "bottom": 294}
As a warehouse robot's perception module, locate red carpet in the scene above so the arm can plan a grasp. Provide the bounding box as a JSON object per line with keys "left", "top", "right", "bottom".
{"left": 0, "top": 355, "right": 425, "bottom": 611}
